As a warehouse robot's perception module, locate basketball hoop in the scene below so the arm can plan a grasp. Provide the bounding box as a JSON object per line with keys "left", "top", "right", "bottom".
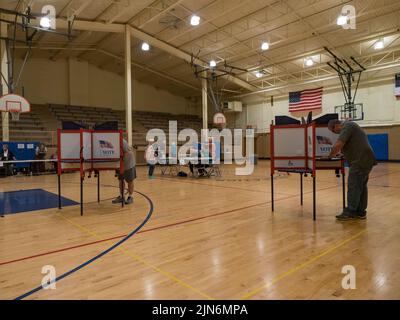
{"left": 213, "top": 113, "right": 226, "bottom": 125}
{"left": 9, "top": 109, "right": 21, "bottom": 121}
{"left": 0, "top": 94, "right": 31, "bottom": 121}
{"left": 213, "top": 112, "right": 226, "bottom": 129}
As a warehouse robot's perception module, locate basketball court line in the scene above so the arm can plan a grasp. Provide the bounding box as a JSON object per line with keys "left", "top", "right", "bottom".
{"left": 156, "top": 167, "right": 400, "bottom": 195}
{"left": 313, "top": 169, "right": 400, "bottom": 185}
{"left": 0, "top": 233, "right": 122, "bottom": 266}
{"left": 0, "top": 200, "right": 268, "bottom": 266}
{"left": 2, "top": 167, "right": 397, "bottom": 268}
{"left": 369, "top": 184, "right": 400, "bottom": 189}
{"left": 4, "top": 168, "right": 399, "bottom": 299}
{"left": 240, "top": 229, "right": 367, "bottom": 300}
{"left": 17, "top": 190, "right": 366, "bottom": 300}
{"left": 0, "top": 183, "right": 349, "bottom": 267}
{"left": 14, "top": 190, "right": 154, "bottom": 300}
{"left": 157, "top": 176, "right": 295, "bottom": 195}
{"left": 27, "top": 198, "right": 214, "bottom": 300}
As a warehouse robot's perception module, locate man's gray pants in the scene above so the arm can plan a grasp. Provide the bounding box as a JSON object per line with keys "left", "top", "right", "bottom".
{"left": 346, "top": 166, "right": 372, "bottom": 214}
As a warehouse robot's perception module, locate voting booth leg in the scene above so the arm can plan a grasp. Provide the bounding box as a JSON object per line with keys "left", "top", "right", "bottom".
{"left": 120, "top": 178, "right": 125, "bottom": 208}
{"left": 312, "top": 175, "right": 316, "bottom": 220}
{"left": 97, "top": 171, "right": 100, "bottom": 203}
{"left": 271, "top": 174, "right": 274, "bottom": 212}
{"left": 342, "top": 172, "right": 346, "bottom": 211}
{"left": 300, "top": 173, "right": 303, "bottom": 206}
{"left": 58, "top": 174, "right": 62, "bottom": 209}
{"left": 80, "top": 177, "right": 84, "bottom": 216}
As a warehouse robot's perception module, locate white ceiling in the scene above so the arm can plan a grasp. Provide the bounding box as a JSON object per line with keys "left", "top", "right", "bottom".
{"left": 1, "top": 0, "right": 400, "bottom": 100}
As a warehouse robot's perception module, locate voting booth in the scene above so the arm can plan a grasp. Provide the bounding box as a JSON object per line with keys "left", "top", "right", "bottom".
{"left": 270, "top": 122, "right": 345, "bottom": 220}
{"left": 57, "top": 129, "right": 124, "bottom": 215}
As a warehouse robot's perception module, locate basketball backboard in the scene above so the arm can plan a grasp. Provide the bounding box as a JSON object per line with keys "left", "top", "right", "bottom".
{"left": 213, "top": 112, "right": 226, "bottom": 125}
{"left": 335, "top": 103, "right": 364, "bottom": 121}
{"left": 0, "top": 94, "right": 31, "bottom": 113}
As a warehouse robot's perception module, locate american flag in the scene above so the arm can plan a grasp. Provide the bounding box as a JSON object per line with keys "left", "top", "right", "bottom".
{"left": 317, "top": 135, "right": 333, "bottom": 145}
{"left": 99, "top": 140, "right": 114, "bottom": 149}
{"left": 289, "top": 87, "right": 323, "bottom": 112}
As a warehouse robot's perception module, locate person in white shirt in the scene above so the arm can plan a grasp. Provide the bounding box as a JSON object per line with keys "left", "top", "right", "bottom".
{"left": 145, "top": 139, "right": 158, "bottom": 179}
{"left": 112, "top": 140, "right": 136, "bottom": 205}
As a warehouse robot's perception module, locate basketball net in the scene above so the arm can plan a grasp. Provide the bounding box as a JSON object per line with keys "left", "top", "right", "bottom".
{"left": 9, "top": 109, "right": 20, "bottom": 121}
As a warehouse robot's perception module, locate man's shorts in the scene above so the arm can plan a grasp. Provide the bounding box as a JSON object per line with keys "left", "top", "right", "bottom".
{"left": 120, "top": 167, "right": 137, "bottom": 182}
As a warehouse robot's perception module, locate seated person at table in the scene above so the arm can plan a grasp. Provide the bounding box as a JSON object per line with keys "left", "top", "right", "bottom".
{"left": 50, "top": 150, "right": 58, "bottom": 173}
{"left": 189, "top": 144, "right": 214, "bottom": 177}
{"left": 1, "top": 144, "right": 16, "bottom": 176}
{"left": 33, "top": 143, "right": 48, "bottom": 174}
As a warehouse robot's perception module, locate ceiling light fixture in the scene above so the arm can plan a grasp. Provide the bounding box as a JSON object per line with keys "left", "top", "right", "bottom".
{"left": 261, "top": 42, "right": 270, "bottom": 51}
{"left": 374, "top": 39, "right": 384, "bottom": 50}
{"left": 190, "top": 15, "right": 201, "bottom": 26}
{"left": 40, "top": 17, "right": 51, "bottom": 29}
{"left": 337, "top": 15, "right": 347, "bottom": 26}
{"left": 305, "top": 58, "right": 314, "bottom": 67}
{"left": 141, "top": 42, "right": 150, "bottom": 51}
{"left": 209, "top": 60, "right": 217, "bottom": 68}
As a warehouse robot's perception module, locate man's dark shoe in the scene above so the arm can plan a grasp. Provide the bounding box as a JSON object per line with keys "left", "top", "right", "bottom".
{"left": 356, "top": 211, "right": 367, "bottom": 220}
{"left": 336, "top": 212, "right": 356, "bottom": 221}
{"left": 125, "top": 196, "right": 134, "bottom": 205}
{"left": 112, "top": 196, "right": 123, "bottom": 204}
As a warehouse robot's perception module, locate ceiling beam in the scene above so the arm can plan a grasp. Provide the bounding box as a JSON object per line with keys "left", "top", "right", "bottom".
{"left": 223, "top": 2, "right": 400, "bottom": 67}
{"left": 6, "top": 11, "right": 258, "bottom": 91}
{"left": 242, "top": 75, "right": 396, "bottom": 106}
{"left": 127, "top": 25, "right": 258, "bottom": 92}
{"left": 77, "top": 0, "right": 188, "bottom": 61}
{"left": 14, "top": 44, "right": 200, "bottom": 93}
{"left": 233, "top": 61, "right": 400, "bottom": 98}
{"left": 97, "top": 48, "right": 200, "bottom": 92}
{"left": 245, "top": 27, "right": 400, "bottom": 83}
{"left": 149, "top": 0, "right": 355, "bottom": 78}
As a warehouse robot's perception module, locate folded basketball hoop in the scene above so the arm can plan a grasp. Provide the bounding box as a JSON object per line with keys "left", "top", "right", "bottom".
{"left": 0, "top": 94, "right": 31, "bottom": 121}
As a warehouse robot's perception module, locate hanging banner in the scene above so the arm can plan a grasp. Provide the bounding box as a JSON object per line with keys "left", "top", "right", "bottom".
{"left": 395, "top": 73, "right": 400, "bottom": 97}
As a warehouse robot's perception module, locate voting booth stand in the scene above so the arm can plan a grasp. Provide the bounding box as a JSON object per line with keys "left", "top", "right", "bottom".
{"left": 270, "top": 123, "right": 345, "bottom": 220}
{"left": 57, "top": 129, "right": 124, "bottom": 216}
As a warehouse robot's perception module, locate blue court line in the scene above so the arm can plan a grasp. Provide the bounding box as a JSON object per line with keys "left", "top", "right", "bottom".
{"left": 15, "top": 190, "right": 154, "bottom": 300}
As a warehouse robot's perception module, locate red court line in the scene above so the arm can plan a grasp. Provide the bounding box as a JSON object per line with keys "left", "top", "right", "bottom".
{"left": 1, "top": 168, "right": 398, "bottom": 267}
{"left": 0, "top": 235, "right": 124, "bottom": 266}
{"left": 0, "top": 201, "right": 267, "bottom": 267}
{"left": 0, "top": 184, "right": 340, "bottom": 267}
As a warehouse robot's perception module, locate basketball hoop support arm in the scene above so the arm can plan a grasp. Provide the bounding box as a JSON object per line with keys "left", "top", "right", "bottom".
{"left": 324, "top": 47, "right": 366, "bottom": 118}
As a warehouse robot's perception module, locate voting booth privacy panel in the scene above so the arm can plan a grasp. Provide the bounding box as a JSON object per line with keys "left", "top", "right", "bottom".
{"left": 270, "top": 123, "right": 345, "bottom": 220}
{"left": 270, "top": 123, "right": 343, "bottom": 174}
{"left": 57, "top": 129, "right": 124, "bottom": 215}
{"left": 58, "top": 129, "right": 123, "bottom": 175}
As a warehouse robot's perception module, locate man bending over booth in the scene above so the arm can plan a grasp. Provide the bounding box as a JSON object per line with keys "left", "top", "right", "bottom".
{"left": 327, "top": 120, "right": 377, "bottom": 221}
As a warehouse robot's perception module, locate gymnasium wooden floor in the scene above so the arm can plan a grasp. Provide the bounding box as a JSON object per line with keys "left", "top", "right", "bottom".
{"left": 0, "top": 161, "right": 399, "bottom": 300}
